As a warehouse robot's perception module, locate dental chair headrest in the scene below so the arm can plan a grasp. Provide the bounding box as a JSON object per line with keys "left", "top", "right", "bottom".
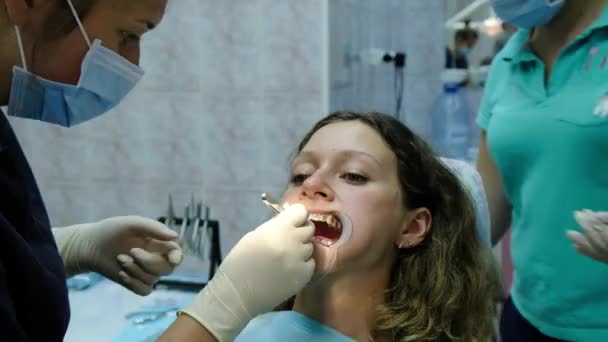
{"left": 440, "top": 158, "right": 491, "bottom": 247}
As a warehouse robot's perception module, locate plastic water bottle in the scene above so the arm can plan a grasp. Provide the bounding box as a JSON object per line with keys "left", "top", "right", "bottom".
{"left": 430, "top": 70, "right": 473, "bottom": 161}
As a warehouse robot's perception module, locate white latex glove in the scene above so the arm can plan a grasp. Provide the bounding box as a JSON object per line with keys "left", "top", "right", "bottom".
{"left": 54, "top": 216, "right": 183, "bottom": 295}
{"left": 180, "top": 203, "right": 315, "bottom": 342}
{"left": 566, "top": 210, "right": 608, "bottom": 264}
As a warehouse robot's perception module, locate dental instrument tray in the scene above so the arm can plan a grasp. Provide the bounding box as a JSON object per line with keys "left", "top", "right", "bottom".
{"left": 156, "top": 195, "right": 222, "bottom": 288}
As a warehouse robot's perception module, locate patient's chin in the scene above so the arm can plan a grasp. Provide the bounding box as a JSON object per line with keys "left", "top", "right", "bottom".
{"left": 311, "top": 239, "right": 340, "bottom": 277}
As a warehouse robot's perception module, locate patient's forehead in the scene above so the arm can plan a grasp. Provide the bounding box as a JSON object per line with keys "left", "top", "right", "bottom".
{"left": 302, "top": 121, "right": 396, "bottom": 165}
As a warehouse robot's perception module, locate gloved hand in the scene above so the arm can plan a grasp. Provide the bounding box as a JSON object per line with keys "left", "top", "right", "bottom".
{"left": 180, "top": 203, "right": 315, "bottom": 342}
{"left": 53, "top": 216, "right": 183, "bottom": 295}
{"left": 566, "top": 210, "right": 608, "bottom": 264}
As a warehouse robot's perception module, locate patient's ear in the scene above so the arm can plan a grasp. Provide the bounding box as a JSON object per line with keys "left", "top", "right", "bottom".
{"left": 395, "top": 208, "right": 431, "bottom": 249}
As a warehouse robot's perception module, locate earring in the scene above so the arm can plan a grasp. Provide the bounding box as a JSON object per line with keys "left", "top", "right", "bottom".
{"left": 399, "top": 241, "right": 414, "bottom": 249}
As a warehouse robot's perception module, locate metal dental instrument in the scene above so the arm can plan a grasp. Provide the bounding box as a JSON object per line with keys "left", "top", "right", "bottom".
{"left": 125, "top": 305, "right": 180, "bottom": 322}
{"left": 181, "top": 194, "right": 201, "bottom": 252}
{"left": 190, "top": 194, "right": 196, "bottom": 219}
{"left": 186, "top": 194, "right": 196, "bottom": 250}
{"left": 191, "top": 202, "right": 202, "bottom": 256}
{"left": 178, "top": 206, "right": 189, "bottom": 243}
{"left": 166, "top": 195, "right": 175, "bottom": 231}
{"left": 261, "top": 193, "right": 283, "bottom": 215}
{"left": 198, "top": 205, "right": 210, "bottom": 258}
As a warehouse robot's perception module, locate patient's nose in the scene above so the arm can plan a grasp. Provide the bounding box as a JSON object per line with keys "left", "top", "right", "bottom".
{"left": 301, "top": 173, "right": 334, "bottom": 201}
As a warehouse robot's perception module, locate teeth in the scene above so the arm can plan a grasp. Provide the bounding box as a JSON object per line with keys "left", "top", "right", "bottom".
{"left": 313, "top": 236, "right": 334, "bottom": 247}
{"left": 310, "top": 213, "right": 341, "bottom": 230}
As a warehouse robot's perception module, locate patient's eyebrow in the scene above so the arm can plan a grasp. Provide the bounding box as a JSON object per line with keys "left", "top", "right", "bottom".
{"left": 295, "top": 150, "right": 382, "bottom": 168}
{"left": 340, "top": 150, "right": 382, "bottom": 167}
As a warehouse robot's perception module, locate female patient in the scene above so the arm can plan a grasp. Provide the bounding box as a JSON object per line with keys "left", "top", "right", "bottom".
{"left": 237, "top": 111, "right": 499, "bottom": 341}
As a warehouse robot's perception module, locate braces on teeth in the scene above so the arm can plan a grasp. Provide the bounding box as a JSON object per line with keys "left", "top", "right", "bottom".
{"left": 309, "top": 213, "right": 343, "bottom": 247}
{"left": 260, "top": 193, "right": 348, "bottom": 248}
{"left": 309, "top": 213, "right": 341, "bottom": 228}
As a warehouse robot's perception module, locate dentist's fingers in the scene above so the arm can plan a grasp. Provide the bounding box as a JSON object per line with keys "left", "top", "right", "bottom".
{"left": 139, "top": 239, "right": 183, "bottom": 265}
{"left": 567, "top": 230, "right": 601, "bottom": 260}
{"left": 582, "top": 225, "right": 606, "bottom": 256}
{"left": 303, "top": 258, "right": 316, "bottom": 277}
{"left": 129, "top": 247, "right": 175, "bottom": 276}
{"left": 117, "top": 254, "right": 158, "bottom": 286}
{"left": 591, "top": 225, "right": 608, "bottom": 249}
{"left": 297, "top": 243, "right": 315, "bottom": 261}
{"left": 566, "top": 230, "right": 586, "bottom": 245}
{"left": 294, "top": 221, "right": 315, "bottom": 243}
{"left": 273, "top": 203, "right": 309, "bottom": 228}
{"left": 116, "top": 216, "right": 178, "bottom": 241}
{"left": 117, "top": 269, "right": 154, "bottom": 296}
{"left": 168, "top": 248, "right": 184, "bottom": 266}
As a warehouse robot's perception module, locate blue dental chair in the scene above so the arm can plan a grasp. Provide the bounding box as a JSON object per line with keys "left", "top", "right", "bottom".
{"left": 441, "top": 158, "right": 491, "bottom": 248}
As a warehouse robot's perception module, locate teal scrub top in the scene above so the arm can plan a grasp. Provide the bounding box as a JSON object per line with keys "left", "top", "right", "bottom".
{"left": 236, "top": 311, "right": 355, "bottom": 342}
{"left": 477, "top": 6, "right": 608, "bottom": 341}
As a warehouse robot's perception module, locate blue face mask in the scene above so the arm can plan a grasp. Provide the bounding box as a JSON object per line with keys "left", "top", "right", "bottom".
{"left": 7, "top": 0, "right": 143, "bottom": 127}
{"left": 458, "top": 47, "right": 471, "bottom": 57}
{"left": 491, "top": 0, "right": 565, "bottom": 29}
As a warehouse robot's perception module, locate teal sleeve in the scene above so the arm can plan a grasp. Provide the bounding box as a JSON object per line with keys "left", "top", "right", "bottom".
{"left": 476, "top": 59, "right": 505, "bottom": 131}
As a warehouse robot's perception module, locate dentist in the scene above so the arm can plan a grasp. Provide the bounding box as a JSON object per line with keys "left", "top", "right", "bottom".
{"left": 0, "top": 1, "right": 315, "bottom": 341}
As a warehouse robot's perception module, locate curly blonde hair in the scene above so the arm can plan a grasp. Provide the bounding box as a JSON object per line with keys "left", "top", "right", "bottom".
{"left": 279, "top": 111, "right": 500, "bottom": 341}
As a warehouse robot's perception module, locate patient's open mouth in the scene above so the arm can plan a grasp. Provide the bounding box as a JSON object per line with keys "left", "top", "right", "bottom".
{"left": 310, "top": 213, "right": 342, "bottom": 247}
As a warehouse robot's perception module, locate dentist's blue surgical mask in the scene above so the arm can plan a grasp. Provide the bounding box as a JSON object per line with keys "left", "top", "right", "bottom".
{"left": 490, "top": 0, "right": 565, "bottom": 29}
{"left": 458, "top": 47, "right": 471, "bottom": 57}
{"left": 7, "top": 0, "right": 144, "bottom": 127}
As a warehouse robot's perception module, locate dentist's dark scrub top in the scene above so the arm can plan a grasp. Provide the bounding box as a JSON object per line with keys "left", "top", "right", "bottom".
{"left": 477, "top": 6, "right": 608, "bottom": 341}
{"left": 0, "top": 112, "right": 70, "bottom": 341}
